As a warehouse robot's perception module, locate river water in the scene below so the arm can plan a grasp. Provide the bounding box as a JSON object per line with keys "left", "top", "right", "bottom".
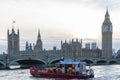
{"left": 0, "top": 65, "right": 120, "bottom": 80}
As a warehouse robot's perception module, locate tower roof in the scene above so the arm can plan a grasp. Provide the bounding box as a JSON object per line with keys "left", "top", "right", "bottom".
{"left": 103, "top": 8, "right": 112, "bottom": 25}
{"left": 105, "top": 8, "right": 110, "bottom": 18}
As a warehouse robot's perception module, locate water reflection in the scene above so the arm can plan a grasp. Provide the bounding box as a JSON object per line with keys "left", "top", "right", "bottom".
{"left": 9, "top": 65, "right": 20, "bottom": 69}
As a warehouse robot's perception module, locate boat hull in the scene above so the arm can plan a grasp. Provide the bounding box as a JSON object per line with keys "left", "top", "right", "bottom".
{"left": 30, "top": 67, "right": 94, "bottom": 79}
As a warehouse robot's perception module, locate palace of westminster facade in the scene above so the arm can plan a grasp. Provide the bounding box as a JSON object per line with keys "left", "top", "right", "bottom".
{"left": 7, "top": 9, "right": 113, "bottom": 59}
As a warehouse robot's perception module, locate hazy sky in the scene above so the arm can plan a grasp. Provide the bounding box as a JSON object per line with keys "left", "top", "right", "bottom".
{"left": 0, "top": 0, "right": 120, "bottom": 53}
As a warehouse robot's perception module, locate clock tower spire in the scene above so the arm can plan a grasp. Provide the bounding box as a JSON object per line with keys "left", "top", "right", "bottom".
{"left": 102, "top": 8, "right": 113, "bottom": 58}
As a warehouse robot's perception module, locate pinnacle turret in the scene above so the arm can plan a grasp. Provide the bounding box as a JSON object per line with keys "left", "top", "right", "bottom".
{"left": 38, "top": 29, "right": 41, "bottom": 39}
{"left": 34, "top": 29, "right": 43, "bottom": 51}
{"left": 12, "top": 27, "right": 15, "bottom": 33}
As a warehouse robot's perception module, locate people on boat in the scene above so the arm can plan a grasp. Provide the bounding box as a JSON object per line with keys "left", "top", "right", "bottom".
{"left": 31, "top": 62, "right": 94, "bottom": 76}
{"left": 62, "top": 65, "right": 65, "bottom": 73}
{"left": 56, "top": 68, "right": 62, "bottom": 73}
{"left": 30, "top": 60, "right": 94, "bottom": 79}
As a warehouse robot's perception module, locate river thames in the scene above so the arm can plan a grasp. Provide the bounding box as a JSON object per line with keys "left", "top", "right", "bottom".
{"left": 0, "top": 65, "right": 120, "bottom": 80}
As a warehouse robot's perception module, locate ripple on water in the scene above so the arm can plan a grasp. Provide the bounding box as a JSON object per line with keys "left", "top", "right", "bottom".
{"left": 0, "top": 65, "right": 120, "bottom": 80}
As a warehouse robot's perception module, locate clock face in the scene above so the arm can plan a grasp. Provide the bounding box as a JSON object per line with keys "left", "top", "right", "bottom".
{"left": 110, "top": 26, "right": 112, "bottom": 32}
{"left": 103, "top": 26, "right": 108, "bottom": 32}
{"left": 102, "top": 25, "right": 112, "bottom": 32}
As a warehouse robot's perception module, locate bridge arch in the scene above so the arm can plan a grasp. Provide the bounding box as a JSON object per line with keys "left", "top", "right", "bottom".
{"left": 10, "top": 58, "right": 46, "bottom": 68}
{"left": 96, "top": 60, "right": 107, "bottom": 65}
{"left": 109, "top": 60, "right": 117, "bottom": 64}
{"left": 50, "top": 58, "right": 63, "bottom": 64}
{"left": 82, "top": 59, "right": 94, "bottom": 65}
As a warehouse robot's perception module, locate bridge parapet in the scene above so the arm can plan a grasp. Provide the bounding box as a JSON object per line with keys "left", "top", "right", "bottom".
{"left": 0, "top": 53, "right": 120, "bottom": 69}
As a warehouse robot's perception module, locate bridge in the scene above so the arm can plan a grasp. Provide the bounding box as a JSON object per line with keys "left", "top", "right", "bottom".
{"left": 0, "top": 53, "right": 120, "bottom": 69}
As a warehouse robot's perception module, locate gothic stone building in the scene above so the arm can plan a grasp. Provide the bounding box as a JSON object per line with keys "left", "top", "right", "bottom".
{"left": 7, "top": 9, "right": 113, "bottom": 59}
{"left": 7, "top": 28, "right": 101, "bottom": 58}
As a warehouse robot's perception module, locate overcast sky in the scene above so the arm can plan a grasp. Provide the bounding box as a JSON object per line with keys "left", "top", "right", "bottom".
{"left": 0, "top": 0, "right": 120, "bottom": 53}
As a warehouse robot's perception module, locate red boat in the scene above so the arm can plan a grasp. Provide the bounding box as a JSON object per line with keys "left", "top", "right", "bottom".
{"left": 30, "top": 60, "right": 94, "bottom": 79}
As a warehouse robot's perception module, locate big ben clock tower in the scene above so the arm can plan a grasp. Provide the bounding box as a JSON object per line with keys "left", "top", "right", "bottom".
{"left": 102, "top": 9, "right": 113, "bottom": 58}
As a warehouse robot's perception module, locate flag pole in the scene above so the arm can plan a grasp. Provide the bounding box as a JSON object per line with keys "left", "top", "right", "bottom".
{"left": 12, "top": 20, "right": 16, "bottom": 29}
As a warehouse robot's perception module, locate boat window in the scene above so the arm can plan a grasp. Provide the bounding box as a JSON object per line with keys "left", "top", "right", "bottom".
{"left": 62, "top": 64, "right": 65, "bottom": 67}
{"left": 78, "top": 64, "right": 80, "bottom": 67}
{"left": 81, "top": 64, "right": 83, "bottom": 69}
{"left": 65, "top": 64, "right": 72, "bottom": 67}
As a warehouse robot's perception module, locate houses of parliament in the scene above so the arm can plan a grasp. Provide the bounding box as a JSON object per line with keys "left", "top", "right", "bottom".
{"left": 7, "top": 9, "right": 113, "bottom": 59}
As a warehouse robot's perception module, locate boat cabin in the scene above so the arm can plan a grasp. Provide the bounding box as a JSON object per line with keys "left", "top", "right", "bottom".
{"left": 30, "top": 59, "right": 94, "bottom": 79}
{"left": 56, "top": 60, "right": 87, "bottom": 74}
